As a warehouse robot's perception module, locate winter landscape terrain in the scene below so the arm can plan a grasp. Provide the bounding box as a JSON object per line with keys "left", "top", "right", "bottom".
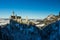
{"left": 0, "top": 0, "right": 60, "bottom": 40}
{"left": 0, "top": 12, "right": 60, "bottom": 40}
{"left": 0, "top": 19, "right": 60, "bottom": 40}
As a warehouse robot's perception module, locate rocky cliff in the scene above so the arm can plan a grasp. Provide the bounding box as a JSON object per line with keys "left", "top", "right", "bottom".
{"left": 0, "top": 20, "right": 60, "bottom": 40}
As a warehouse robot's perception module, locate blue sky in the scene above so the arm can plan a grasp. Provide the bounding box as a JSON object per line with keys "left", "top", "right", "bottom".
{"left": 0, "top": 0, "right": 60, "bottom": 19}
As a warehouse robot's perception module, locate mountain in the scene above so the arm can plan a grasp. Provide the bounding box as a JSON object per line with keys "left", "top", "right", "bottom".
{"left": 40, "top": 20, "right": 60, "bottom": 40}
{"left": 46, "top": 14, "right": 56, "bottom": 20}
{"left": 0, "top": 20, "right": 60, "bottom": 40}
{"left": 0, "top": 19, "right": 42, "bottom": 40}
{"left": 0, "top": 19, "right": 9, "bottom": 26}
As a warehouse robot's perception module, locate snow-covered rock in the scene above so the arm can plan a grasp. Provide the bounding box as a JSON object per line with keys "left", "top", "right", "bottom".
{"left": 47, "top": 14, "right": 56, "bottom": 20}
{"left": 0, "top": 20, "right": 60, "bottom": 40}
{"left": 0, "top": 20, "right": 42, "bottom": 40}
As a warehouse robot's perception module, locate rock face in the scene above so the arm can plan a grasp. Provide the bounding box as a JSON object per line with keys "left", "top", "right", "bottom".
{"left": 0, "top": 20, "right": 41, "bottom": 40}
{"left": 0, "top": 20, "right": 60, "bottom": 40}
{"left": 40, "top": 20, "right": 60, "bottom": 40}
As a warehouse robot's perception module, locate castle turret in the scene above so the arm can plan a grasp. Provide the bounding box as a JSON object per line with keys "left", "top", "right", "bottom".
{"left": 26, "top": 16, "right": 28, "bottom": 23}
{"left": 17, "top": 16, "right": 22, "bottom": 23}
{"left": 11, "top": 11, "right": 15, "bottom": 19}
{"left": 11, "top": 11, "right": 15, "bottom": 16}
{"left": 20, "top": 18, "right": 22, "bottom": 23}
{"left": 15, "top": 14, "right": 17, "bottom": 21}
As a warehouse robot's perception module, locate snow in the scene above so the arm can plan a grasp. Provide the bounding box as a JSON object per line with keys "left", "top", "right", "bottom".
{"left": 47, "top": 14, "right": 56, "bottom": 20}
{"left": 0, "top": 20, "right": 60, "bottom": 40}
{"left": 0, "top": 19, "right": 10, "bottom": 25}
{"left": 36, "top": 24, "right": 45, "bottom": 27}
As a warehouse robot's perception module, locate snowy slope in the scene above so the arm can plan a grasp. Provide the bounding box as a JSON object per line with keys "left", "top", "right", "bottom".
{"left": 0, "top": 20, "right": 41, "bottom": 40}
{"left": 0, "top": 20, "right": 60, "bottom": 40}
{"left": 41, "top": 20, "right": 60, "bottom": 40}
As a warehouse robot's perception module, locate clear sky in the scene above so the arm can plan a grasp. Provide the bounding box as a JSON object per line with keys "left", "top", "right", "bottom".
{"left": 0, "top": 0, "right": 60, "bottom": 19}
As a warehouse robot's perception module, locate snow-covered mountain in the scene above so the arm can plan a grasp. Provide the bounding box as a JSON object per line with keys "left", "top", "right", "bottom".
{"left": 0, "top": 20, "right": 42, "bottom": 40}
{"left": 41, "top": 20, "right": 60, "bottom": 40}
{"left": 46, "top": 14, "right": 56, "bottom": 20}
{"left": 0, "top": 19, "right": 10, "bottom": 25}
{"left": 0, "top": 20, "right": 60, "bottom": 40}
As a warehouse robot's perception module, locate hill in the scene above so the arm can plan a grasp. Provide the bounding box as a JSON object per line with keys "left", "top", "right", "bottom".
{"left": 0, "top": 20, "right": 60, "bottom": 40}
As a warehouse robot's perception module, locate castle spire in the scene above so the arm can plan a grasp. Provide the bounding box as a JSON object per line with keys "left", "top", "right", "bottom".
{"left": 12, "top": 11, "right": 15, "bottom": 16}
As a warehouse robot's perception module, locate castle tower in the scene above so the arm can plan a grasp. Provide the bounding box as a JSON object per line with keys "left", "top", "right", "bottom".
{"left": 20, "top": 18, "right": 22, "bottom": 23}
{"left": 26, "top": 16, "right": 28, "bottom": 23}
{"left": 15, "top": 14, "right": 17, "bottom": 21}
{"left": 12, "top": 11, "right": 15, "bottom": 16}
{"left": 17, "top": 16, "right": 21, "bottom": 23}
{"left": 10, "top": 11, "right": 15, "bottom": 19}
